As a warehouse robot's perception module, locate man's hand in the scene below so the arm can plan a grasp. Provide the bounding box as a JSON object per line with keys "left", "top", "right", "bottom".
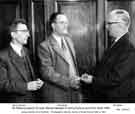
{"left": 81, "top": 73, "right": 93, "bottom": 84}
{"left": 70, "top": 76, "right": 80, "bottom": 89}
{"left": 27, "top": 78, "right": 44, "bottom": 91}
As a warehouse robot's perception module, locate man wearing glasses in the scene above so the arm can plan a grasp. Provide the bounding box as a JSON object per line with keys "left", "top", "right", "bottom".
{"left": 0, "top": 18, "right": 44, "bottom": 103}
{"left": 81, "top": 9, "right": 135, "bottom": 103}
{"left": 38, "top": 12, "right": 82, "bottom": 103}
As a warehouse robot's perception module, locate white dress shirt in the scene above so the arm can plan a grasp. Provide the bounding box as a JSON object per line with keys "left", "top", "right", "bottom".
{"left": 52, "top": 33, "right": 77, "bottom": 77}
{"left": 10, "top": 42, "right": 23, "bottom": 57}
{"left": 52, "top": 33, "right": 62, "bottom": 48}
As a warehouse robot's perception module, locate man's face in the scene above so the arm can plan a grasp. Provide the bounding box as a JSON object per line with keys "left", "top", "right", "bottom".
{"left": 106, "top": 14, "right": 121, "bottom": 38}
{"left": 13, "top": 23, "right": 30, "bottom": 45}
{"left": 53, "top": 14, "right": 69, "bottom": 36}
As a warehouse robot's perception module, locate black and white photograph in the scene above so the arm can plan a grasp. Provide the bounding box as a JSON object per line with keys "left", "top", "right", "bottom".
{"left": 0, "top": 0, "right": 135, "bottom": 113}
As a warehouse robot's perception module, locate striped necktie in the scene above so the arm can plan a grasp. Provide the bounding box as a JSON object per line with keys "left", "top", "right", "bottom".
{"left": 61, "top": 38, "right": 66, "bottom": 50}
{"left": 21, "top": 48, "right": 25, "bottom": 57}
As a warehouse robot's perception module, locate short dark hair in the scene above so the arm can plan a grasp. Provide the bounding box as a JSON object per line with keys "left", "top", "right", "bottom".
{"left": 49, "top": 12, "right": 64, "bottom": 32}
{"left": 9, "top": 18, "right": 27, "bottom": 33}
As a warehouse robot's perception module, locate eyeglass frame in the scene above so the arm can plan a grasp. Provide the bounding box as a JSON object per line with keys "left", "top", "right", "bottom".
{"left": 54, "top": 21, "right": 68, "bottom": 25}
{"left": 107, "top": 21, "right": 123, "bottom": 25}
{"left": 14, "top": 29, "right": 30, "bottom": 33}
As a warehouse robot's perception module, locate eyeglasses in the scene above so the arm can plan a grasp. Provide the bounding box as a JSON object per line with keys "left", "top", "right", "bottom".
{"left": 55, "top": 21, "right": 68, "bottom": 25}
{"left": 107, "top": 22, "right": 121, "bottom": 25}
{"left": 15, "top": 30, "right": 29, "bottom": 32}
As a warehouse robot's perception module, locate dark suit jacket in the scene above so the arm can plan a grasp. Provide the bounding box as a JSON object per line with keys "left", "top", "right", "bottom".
{"left": 92, "top": 33, "right": 135, "bottom": 103}
{"left": 38, "top": 35, "right": 82, "bottom": 103}
{"left": 0, "top": 46, "right": 36, "bottom": 103}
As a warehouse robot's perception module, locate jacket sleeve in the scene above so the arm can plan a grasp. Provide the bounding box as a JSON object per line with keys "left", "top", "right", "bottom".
{"left": 0, "top": 59, "right": 28, "bottom": 95}
{"left": 38, "top": 43, "right": 71, "bottom": 90}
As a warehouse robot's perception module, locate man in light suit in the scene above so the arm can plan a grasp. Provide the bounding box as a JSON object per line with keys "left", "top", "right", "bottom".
{"left": 0, "top": 18, "right": 44, "bottom": 103}
{"left": 81, "top": 9, "right": 135, "bottom": 103}
{"left": 38, "top": 12, "right": 82, "bottom": 103}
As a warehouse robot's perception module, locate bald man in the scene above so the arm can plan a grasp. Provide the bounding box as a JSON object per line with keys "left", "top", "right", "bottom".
{"left": 81, "top": 9, "right": 135, "bottom": 103}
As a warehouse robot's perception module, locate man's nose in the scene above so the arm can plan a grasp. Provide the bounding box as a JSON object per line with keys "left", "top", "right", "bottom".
{"left": 26, "top": 31, "right": 30, "bottom": 37}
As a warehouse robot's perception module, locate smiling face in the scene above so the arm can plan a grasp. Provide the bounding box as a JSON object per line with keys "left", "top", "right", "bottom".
{"left": 52, "top": 14, "right": 69, "bottom": 36}
{"left": 11, "top": 23, "right": 30, "bottom": 45}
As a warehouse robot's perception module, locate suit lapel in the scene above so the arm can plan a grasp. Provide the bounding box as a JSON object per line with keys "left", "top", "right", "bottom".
{"left": 49, "top": 35, "right": 68, "bottom": 64}
{"left": 49, "top": 35, "right": 79, "bottom": 75}
{"left": 9, "top": 47, "right": 28, "bottom": 81}
{"left": 23, "top": 48, "right": 35, "bottom": 80}
{"left": 102, "top": 33, "right": 129, "bottom": 64}
{"left": 64, "top": 37, "right": 78, "bottom": 66}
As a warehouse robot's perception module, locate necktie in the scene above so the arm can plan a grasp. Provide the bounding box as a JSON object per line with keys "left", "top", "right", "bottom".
{"left": 61, "top": 38, "right": 66, "bottom": 50}
{"left": 21, "top": 48, "right": 25, "bottom": 57}
{"left": 21, "top": 49, "right": 33, "bottom": 80}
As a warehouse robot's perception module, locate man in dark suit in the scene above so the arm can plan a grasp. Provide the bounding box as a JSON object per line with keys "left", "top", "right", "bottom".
{"left": 38, "top": 12, "right": 82, "bottom": 103}
{"left": 0, "top": 18, "right": 44, "bottom": 103}
{"left": 81, "top": 9, "right": 135, "bottom": 103}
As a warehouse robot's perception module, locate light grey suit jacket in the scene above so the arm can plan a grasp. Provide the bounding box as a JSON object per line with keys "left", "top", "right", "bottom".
{"left": 38, "top": 35, "right": 82, "bottom": 103}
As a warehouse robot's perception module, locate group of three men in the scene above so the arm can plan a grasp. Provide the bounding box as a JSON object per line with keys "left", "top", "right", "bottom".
{"left": 0, "top": 9, "right": 135, "bottom": 103}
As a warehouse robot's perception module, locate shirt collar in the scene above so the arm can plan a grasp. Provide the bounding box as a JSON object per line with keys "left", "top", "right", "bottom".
{"left": 115, "top": 31, "right": 128, "bottom": 43}
{"left": 10, "top": 42, "right": 23, "bottom": 57}
{"left": 52, "top": 33, "right": 63, "bottom": 48}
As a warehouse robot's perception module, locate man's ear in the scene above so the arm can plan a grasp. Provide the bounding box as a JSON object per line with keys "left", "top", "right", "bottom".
{"left": 51, "top": 23, "right": 55, "bottom": 30}
{"left": 11, "top": 32, "right": 15, "bottom": 38}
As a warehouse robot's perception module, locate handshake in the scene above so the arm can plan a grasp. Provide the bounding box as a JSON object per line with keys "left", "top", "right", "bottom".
{"left": 80, "top": 73, "right": 93, "bottom": 84}
{"left": 70, "top": 73, "right": 93, "bottom": 89}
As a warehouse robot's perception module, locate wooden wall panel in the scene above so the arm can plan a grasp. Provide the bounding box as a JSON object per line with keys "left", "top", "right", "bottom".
{"left": 107, "top": 0, "right": 130, "bottom": 13}
{"left": 33, "top": 1, "right": 45, "bottom": 45}
{"left": 96, "top": 0, "right": 106, "bottom": 61}
{"left": 0, "top": 2, "right": 18, "bottom": 50}
{"left": 30, "top": 0, "right": 55, "bottom": 56}
{"left": 129, "top": 1, "right": 135, "bottom": 47}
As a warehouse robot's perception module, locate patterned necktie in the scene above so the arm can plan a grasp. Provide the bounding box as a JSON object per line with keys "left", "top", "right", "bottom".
{"left": 61, "top": 38, "right": 66, "bottom": 50}
{"left": 21, "top": 48, "right": 25, "bottom": 57}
